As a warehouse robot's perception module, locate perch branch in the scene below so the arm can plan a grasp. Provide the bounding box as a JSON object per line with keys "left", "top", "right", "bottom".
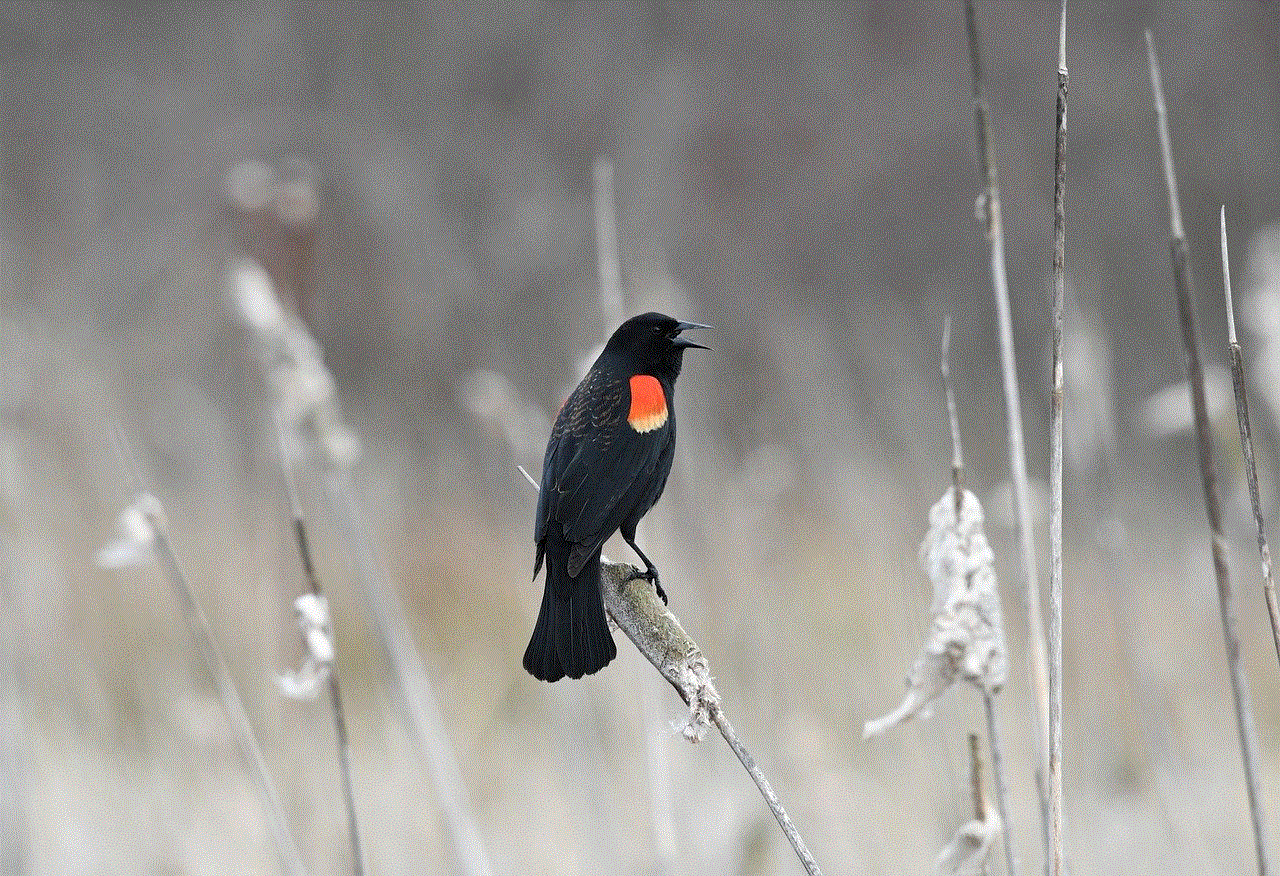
{"left": 600, "top": 561, "right": 822, "bottom": 876}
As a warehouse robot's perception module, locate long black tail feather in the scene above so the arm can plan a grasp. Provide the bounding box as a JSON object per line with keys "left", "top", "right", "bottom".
{"left": 523, "top": 541, "right": 615, "bottom": 682}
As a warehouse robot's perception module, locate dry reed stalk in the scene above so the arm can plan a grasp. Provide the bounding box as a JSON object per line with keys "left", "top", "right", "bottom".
{"left": 1146, "top": 31, "right": 1272, "bottom": 876}
{"left": 229, "top": 259, "right": 494, "bottom": 876}
{"left": 593, "top": 156, "right": 626, "bottom": 332}
{"left": 935, "top": 733, "right": 1002, "bottom": 876}
{"left": 865, "top": 321, "right": 1014, "bottom": 875}
{"left": 948, "top": 317, "right": 1018, "bottom": 876}
{"left": 326, "top": 463, "right": 495, "bottom": 876}
{"left": 1048, "top": 4, "right": 1068, "bottom": 875}
{"left": 599, "top": 562, "right": 823, "bottom": 876}
{"left": 99, "top": 484, "right": 308, "bottom": 876}
{"left": 0, "top": 444, "right": 30, "bottom": 872}
{"left": 962, "top": 10, "right": 1054, "bottom": 863}
{"left": 1220, "top": 208, "right": 1280, "bottom": 667}
{"left": 276, "top": 422, "right": 367, "bottom": 876}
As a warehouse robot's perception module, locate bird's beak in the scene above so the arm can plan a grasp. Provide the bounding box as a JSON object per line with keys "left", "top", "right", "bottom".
{"left": 673, "top": 321, "right": 711, "bottom": 350}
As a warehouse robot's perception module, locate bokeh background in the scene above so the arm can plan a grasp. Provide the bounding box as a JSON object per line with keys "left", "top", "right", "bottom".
{"left": 4, "top": 2, "right": 1280, "bottom": 874}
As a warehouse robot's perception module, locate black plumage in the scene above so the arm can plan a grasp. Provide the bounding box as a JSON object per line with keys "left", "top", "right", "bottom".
{"left": 523, "top": 312, "right": 708, "bottom": 682}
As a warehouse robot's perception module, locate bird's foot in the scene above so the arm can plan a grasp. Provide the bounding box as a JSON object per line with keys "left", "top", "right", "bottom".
{"left": 625, "top": 565, "right": 668, "bottom": 605}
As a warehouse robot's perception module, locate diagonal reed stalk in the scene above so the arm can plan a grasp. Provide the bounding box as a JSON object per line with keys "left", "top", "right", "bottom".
{"left": 1146, "top": 31, "right": 1272, "bottom": 876}
{"left": 600, "top": 562, "right": 823, "bottom": 876}
{"left": 1048, "top": 3, "right": 1068, "bottom": 876}
{"left": 963, "top": 2, "right": 1053, "bottom": 866}
{"left": 1220, "top": 208, "right": 1280, "bottom": 667}
{"left": 108, "top": 430, "right": 309, "bottom": 876}
{"left": 277, "top": 421, "right": 367, "bottom": 876}
{"left": 516, "top": 468, "right": 822, "bottom": 875}
{"left": 148, "top": 522, "right": 309, "bottom": 876}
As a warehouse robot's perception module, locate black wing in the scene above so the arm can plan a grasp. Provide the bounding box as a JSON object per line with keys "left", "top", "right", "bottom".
{"left": 534, "top": 367, "right": 620, "bottom": 553}
{"left": 535, "top": 369, "right": 674, "bottom": 583}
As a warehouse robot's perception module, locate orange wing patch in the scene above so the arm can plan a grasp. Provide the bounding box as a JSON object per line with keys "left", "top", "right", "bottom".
{"left": 627, "top": 374, "right": 668, "bottom": 433}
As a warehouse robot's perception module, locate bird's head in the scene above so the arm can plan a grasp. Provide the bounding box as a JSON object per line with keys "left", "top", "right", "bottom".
{"left": 603, "top": 312, "right": 710, "bottom": 380}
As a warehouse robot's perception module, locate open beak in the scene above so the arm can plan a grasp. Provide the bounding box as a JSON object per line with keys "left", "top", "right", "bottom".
{"left": 673, "top": 321, "right": 711, "bottom": 350}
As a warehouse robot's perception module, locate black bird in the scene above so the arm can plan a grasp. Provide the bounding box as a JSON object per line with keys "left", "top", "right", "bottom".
{"left": 523, "top": 312, "right": 709, "bottom": 682}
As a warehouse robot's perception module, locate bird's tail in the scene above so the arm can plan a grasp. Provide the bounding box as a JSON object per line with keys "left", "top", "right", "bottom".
{"left": 523, "top": 542, "right": 616, "bottom": 682}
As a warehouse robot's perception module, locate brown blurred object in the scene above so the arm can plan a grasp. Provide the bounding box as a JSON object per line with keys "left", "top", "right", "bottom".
{"left": 224, "top": 157, "right": 319, "bottom": 329}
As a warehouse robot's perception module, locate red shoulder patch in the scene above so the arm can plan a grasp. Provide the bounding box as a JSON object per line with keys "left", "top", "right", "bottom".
{"left": 627, "top": 374, "right": 668, "bottom": 433}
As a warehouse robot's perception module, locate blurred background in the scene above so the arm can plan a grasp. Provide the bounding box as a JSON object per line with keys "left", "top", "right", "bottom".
{"left": 3, "top": 2, "right": 1280, "bottom": 874}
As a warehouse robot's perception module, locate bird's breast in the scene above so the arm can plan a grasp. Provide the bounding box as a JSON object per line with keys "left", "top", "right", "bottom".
{"left": 626, "top": 374, "right": 668, "bottom": 433}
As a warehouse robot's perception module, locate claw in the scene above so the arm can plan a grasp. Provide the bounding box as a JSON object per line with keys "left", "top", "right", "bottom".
{"left": 624, "top": 564, "right": 668, "bottom": 605}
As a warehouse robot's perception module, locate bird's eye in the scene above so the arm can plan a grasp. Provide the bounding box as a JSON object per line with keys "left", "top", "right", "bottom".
{"left": 651, "top": 324, "right": 663, "bottom": 335}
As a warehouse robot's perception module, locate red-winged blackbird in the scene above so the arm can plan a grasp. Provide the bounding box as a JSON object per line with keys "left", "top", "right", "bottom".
{"left": 523, "top": 312, "right": 709, "bottom": 682}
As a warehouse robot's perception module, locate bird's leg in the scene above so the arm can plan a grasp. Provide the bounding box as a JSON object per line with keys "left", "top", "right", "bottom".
{"left": 622, "top": 535, "right": 667, "bottom": 604}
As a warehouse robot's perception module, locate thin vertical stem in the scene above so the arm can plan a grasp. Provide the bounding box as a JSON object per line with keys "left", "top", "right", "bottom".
{"left": 1048, "top": 3, "right": 1068, "bottom": 876}
{"left": 1147, "top": 32, "right": 1271, "bottom": 876}
{"left": 279, "top": 424, "right": 368, "bottom": 876}
{"left": 941, "top": 316, "right": 965, "bottom": 515}
{"left": 942, "top": 319, "right": 1016, "bottom": 876}
{"left": 964, "top": 4, "right": 1052, "bottom": 867}
{"left": 969, "top": 732, "right": 985, "bottom": 822}
{"left": 985, "top": 691, "right": 1018, "bottom": 876}
{"left": 593, "top": 156, "right": 626, "bottom": 331}
{"left": 0, "top": 441, "right": 29, "bottom": 873}
{"left": 326, "top": 472, "right": 494, "bottom": 876}
{"left": 1221, "top": 208, "right": 1280, "bottom": 666}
